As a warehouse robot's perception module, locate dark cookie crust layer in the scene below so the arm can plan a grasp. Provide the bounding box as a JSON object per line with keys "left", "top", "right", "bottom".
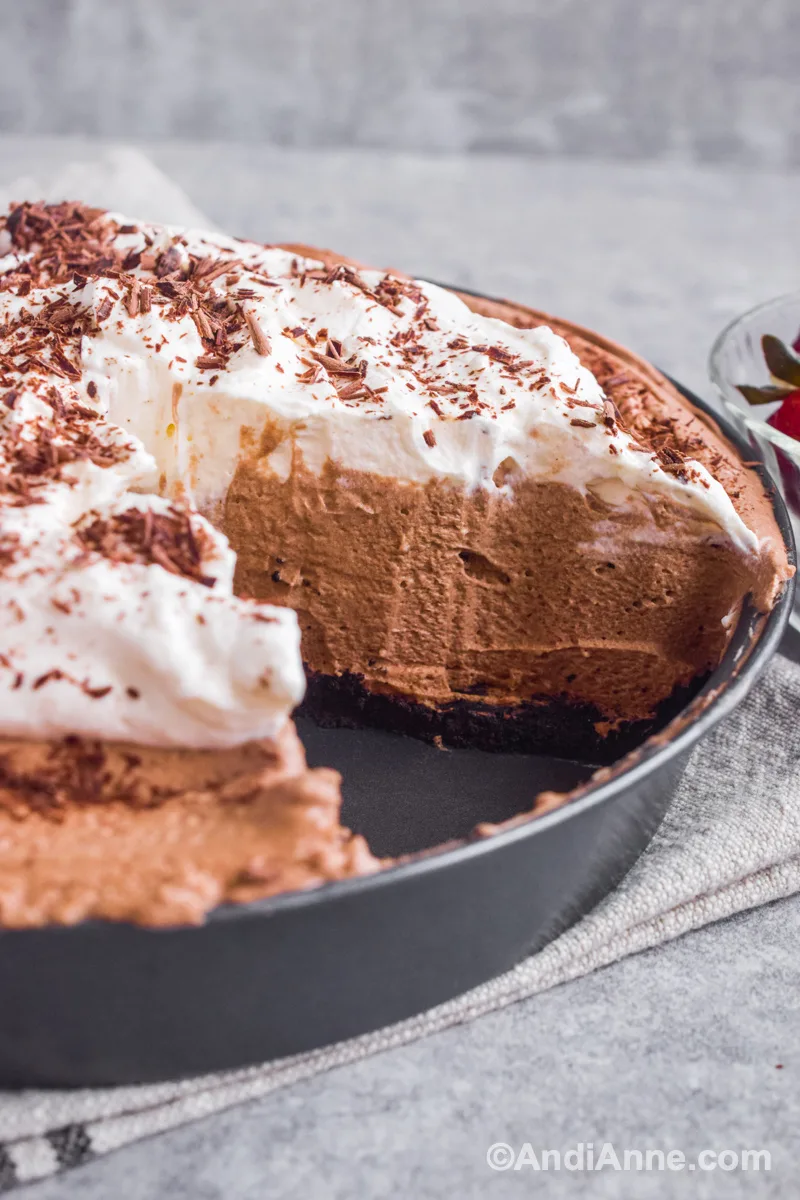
{"left": 300, "top": 669, "right": 706, "bottom": 765}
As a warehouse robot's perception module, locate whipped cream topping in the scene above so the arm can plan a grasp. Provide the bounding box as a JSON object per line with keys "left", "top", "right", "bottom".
{"left": 77, "top": 223, "right": 759, "bottom": 554}
{"left": 0, "top": 206, "right": 305, "bottom": 749}
{"left": 0, "top": 202, "right": 762, "bottom": 749}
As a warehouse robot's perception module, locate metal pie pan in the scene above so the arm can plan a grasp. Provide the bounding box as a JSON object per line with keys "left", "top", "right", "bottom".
{"left": 0, "top": 373, "right": 793, "bottom": 1087}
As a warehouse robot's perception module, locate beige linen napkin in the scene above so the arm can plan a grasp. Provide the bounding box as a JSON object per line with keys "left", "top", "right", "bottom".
{"left": 0, "top": 151, "right": 798, "bottom": 1190}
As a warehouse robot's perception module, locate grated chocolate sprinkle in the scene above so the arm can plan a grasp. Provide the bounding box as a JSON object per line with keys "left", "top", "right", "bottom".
{"left": 76, "top": 506, "right": 218, "bottom": 587}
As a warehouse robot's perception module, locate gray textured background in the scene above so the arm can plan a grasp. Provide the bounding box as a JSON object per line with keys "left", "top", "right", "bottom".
{"left": 1, "top": 0, "right": 799, "bottom": 168}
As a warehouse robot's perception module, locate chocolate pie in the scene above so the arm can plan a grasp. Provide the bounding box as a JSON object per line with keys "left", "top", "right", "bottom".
{"left": 0, "top": 203, "right": 790, "bottom": 926}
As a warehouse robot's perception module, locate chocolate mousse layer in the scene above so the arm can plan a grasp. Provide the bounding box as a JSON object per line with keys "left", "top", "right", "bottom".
{"left": 227, "top": 460, "right": 760, "bottom": 759}
{"left": 0, "top": 723, "right": 378, "bottom": 927}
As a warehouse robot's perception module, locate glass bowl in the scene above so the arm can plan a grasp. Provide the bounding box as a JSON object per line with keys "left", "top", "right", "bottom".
{"left": 709, "top": 291, "right": 800, "bottom": 630}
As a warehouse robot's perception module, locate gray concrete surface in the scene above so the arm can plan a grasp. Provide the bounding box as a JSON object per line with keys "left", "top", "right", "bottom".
{"left": 20, "top": 896, "right": 800, "bottom": 1199}
{"left": 2, "top": 138, "right": 800, "bottom": 1197}
{"left": 1, "top": 1, "right": 799, "bottom": 169}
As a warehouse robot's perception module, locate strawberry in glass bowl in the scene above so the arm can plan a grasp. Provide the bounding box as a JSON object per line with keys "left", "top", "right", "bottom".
{"left": 709, "top": 292, "right": 800, "bottom": 628}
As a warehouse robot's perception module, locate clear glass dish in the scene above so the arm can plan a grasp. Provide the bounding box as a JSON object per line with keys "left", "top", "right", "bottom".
{"left": 709, "top": 292, "right": 800, "bottom": 630}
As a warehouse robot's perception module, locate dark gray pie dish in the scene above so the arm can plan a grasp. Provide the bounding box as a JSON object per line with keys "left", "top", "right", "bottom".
{"left": 0, "top": 376, "right": 793, "bottom": 1088}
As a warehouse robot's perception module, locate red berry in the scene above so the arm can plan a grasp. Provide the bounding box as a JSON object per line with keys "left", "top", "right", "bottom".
{"left": 792, "top": 328, "right": 800, "bottom": 355}
{"left": 767, "top": 388, "right": 800, "bottom": 441}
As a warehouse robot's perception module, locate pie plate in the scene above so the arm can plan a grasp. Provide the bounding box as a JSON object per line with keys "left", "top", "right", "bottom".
{"left": 0, "top": 352, "right": 793, "bottom": 1086}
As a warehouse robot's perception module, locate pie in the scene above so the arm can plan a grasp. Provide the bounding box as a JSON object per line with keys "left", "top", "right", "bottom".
{"left": 0, "top": 203, "right": 790, "bottom": 925}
